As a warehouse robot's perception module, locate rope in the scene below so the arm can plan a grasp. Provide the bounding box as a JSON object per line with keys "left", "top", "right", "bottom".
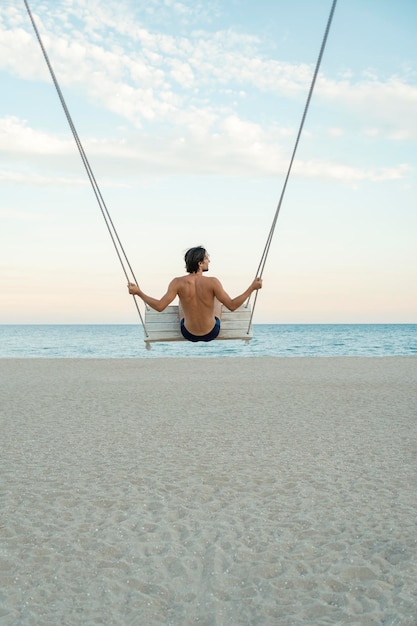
{"left": 24, "top": 0, "right": 337, "bottom": 342}
{"left": 23, "top": 0, "right": 149, "bottom": 336}
{"left": 247, "top": 0, "right": 338, "bottom": 333}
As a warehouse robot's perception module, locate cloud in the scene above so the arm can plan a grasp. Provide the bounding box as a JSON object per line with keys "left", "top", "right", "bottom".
{"left": 2, "top": 2, "right": 415, "bottom": 136}
{"left": 0, "top": 206, "right": 54, "bottom": 222}
{"left": 293, "top": 160, "right": 411, "bottom": 183}
{"left": 1, "top": 114, "right": 411, "bottom": 184}
{"left": 0, "top": 1, "right": 415, "bottom": 183}
{"left": 0, "top": 116, "right": 73, "bottom": 154}
{"left": 317, "top": 76, "right": 417, "bottom": 138}
{"left": 0, "top": 168, "right": 88, "bottom": 187}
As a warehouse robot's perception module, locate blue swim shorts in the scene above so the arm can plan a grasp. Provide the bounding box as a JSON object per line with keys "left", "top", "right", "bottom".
{"left": 180, "top": 317, "right": 221, "bottom": 343}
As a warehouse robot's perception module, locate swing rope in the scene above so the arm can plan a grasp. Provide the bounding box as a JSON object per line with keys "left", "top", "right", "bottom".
{"left": 246, "top": 0, "right": 338, "bottom": 333}
{"left": 24, "top": 0, "right": 338, "bottom": 341}
{"left": 23, "top": 0, "right": 149, "bottom": 337}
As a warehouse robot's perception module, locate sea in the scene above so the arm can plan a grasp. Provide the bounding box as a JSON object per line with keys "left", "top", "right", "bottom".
{"left": 0, "top": 324, "right": 416, "bottom": 358}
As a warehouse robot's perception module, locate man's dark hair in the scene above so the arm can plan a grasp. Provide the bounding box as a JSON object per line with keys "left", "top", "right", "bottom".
{"left": 184, "top": 246, "right": 206, "bottom": 273}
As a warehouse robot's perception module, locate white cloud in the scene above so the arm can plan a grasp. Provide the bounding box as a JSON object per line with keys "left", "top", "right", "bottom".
{"left": 1, "top": 114, "right": 411, "bottom": 184}
{"left": 0, "top": 168, "right": 88, "bottom": 187}
{"left": 0, "top": 24, "right": 49, "bottom": 80}
{"left": 0, "top": 206, "right": 51, "bottom": 221}
{"left": 1, "top": 2, "right": 416, "bottom": 142}
{"left": 317, "top": 76, "right": 417, "bottom": 138}
{"left": 293, "top": 160, "right": 411, "bottom": 183}
{"left": 0, "top": 1, "right": 415, "bottom": 184}
{"left": 327, "top": 127, "right": 344, "bottom": 138}
{"left": 0, "top": 116, "right": 72, "bottom": 154}
{"left": 169, "top": 59, "right": 194, "bottom": 88}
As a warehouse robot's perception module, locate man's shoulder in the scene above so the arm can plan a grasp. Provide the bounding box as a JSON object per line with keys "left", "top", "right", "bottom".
{"left": 175, "top": 274, "right": 191, "bottom": 283}
{"left": 206, "top": 275, "right": 221, "bottom": 284}
{"left": 176, "top": 274, "right": 221, "bottom": 285}
{"left": 176, "top": 273, "right": 219, "bottom": 281}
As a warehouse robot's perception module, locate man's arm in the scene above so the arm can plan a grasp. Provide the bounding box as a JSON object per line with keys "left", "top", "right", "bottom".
{"left": 212, "top": 277, "right": 262, "bottom": 311}
{"left": 128, "top": 278, "right": 179, "bottom": 312}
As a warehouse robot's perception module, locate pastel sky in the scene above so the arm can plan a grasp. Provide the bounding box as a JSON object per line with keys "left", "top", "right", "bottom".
{"left": 1, "top": 0, "right": 416, "bottom": 324}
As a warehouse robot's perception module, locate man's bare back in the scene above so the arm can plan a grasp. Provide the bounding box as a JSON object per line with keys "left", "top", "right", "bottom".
{"left": 176, "top": 273, "right": 222, "bottom": 335}
{"left": 128, "top": 246, "right": 262, "bottom": 341}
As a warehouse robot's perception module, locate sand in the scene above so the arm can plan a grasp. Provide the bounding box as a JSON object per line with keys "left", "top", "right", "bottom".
{"left": 0, "top": 357, "right": 416, "bottom": 625}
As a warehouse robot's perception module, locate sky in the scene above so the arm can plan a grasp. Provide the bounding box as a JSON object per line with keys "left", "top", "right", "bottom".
{"left": 0, "top": 0, "right": 416, "bottom": 324}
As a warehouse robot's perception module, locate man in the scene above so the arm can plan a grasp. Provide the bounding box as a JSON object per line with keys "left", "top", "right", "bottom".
{"left": 128, "top": 246, "right": 263, "bottom": 343}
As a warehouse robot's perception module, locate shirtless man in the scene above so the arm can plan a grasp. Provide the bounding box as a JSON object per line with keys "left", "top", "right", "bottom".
{"left": 128, "top": 246, "right": 263, "bottom": 343}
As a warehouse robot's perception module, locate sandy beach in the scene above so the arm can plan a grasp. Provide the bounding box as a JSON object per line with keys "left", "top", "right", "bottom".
{"left": 1, "top": 357, "right": 416, "bottom": 625}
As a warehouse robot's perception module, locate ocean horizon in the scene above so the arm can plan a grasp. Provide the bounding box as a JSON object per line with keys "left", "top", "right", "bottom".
{"left": 1, "top": 323, "right": 415, "bottom": 359}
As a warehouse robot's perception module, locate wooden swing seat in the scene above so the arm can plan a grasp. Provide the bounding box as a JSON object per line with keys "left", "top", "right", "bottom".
{"left": 144, "top": 305, "right": 253, "bottom": 346}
